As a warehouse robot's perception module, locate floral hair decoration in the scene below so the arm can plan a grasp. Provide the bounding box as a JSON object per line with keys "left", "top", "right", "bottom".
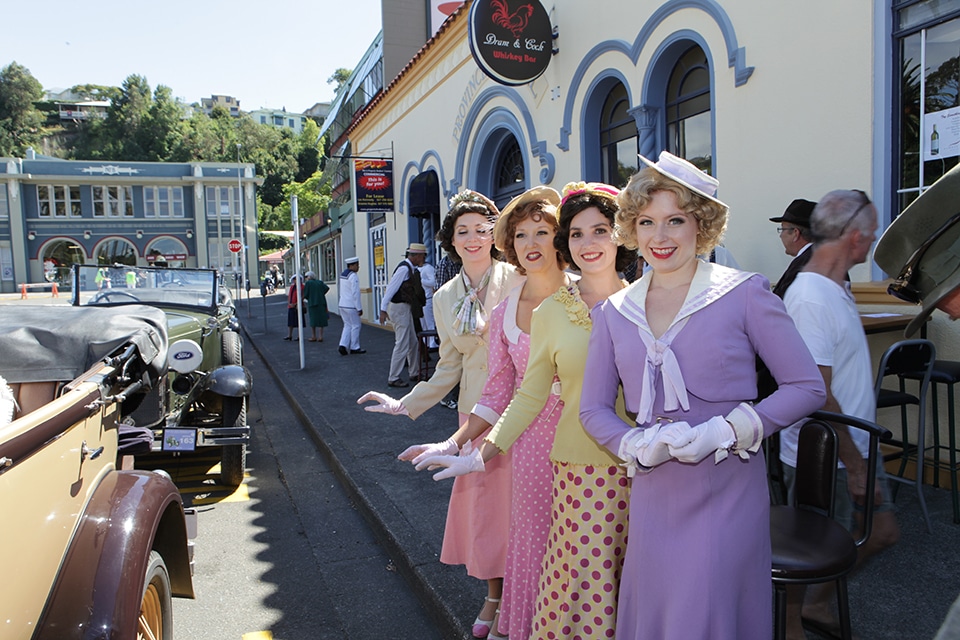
{"left": 561, "top": 181, "right": 620, "bottom": 206}
{"left": 448, "top": 189, "right": 501, "bottom": 217}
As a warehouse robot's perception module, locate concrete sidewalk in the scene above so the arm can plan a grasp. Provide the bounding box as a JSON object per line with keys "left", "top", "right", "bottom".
{"left": 238, "top": 292, "right": 960, "bottom": 640}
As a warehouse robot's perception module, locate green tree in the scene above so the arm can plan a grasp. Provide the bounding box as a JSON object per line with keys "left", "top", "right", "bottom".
{"left": 139, "top": 84, "right": 184, "bottom": 161}
{"left": 69, "top": 84, "right": 121, "bottom": 102}
{"left": 0, "top": 62, "right": 45, "bottom": 156}
{"left": 327, "top": 68, "right": 352, "bottom": 93}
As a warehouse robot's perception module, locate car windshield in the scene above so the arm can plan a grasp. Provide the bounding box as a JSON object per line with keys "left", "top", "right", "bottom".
{"left": 73, "top": 264, "right": 218, "bottom": 309}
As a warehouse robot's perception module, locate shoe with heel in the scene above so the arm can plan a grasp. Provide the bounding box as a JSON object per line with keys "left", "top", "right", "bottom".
{"left": 472, "top": 597, "right": 500, "bottom": 638}
{"left": 487, "top": 606, "right": 507, "bottom": 639}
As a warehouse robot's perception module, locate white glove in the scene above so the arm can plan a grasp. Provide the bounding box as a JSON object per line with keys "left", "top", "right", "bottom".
{"left": 618, "top": 422, "right": 694, "bottom": 475}
{"left": 667, "top": 416, "right": 735, "bottom": 464}
{"left": 357, "top": 391, "right": 409, "bottom": 416}
{"left": 397, "top": 438, "right": 459, "bottom": 464}
{"left": 415, "top": 440, "right": 485, "bottom": 481}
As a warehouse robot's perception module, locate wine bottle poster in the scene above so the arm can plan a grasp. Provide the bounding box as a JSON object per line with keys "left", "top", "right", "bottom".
{"left": 924, "top": 106, "right": 960, "bottom": 161}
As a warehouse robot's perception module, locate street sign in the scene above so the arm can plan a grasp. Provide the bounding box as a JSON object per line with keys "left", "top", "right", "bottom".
{"left": 228, "top": 239, "right": 242, "bottom": 253}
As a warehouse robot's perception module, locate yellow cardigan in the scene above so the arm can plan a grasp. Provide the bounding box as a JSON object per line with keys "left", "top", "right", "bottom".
{"left": 488, "top": 286, "right": 626, "bottom": 466}
{"left": 401, "top": 260, "right": 524, "bottom": 419}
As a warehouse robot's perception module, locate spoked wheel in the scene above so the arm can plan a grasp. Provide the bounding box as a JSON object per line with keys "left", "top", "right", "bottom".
{"left": 138, "top": 550, "right": 172, "bottom": 640}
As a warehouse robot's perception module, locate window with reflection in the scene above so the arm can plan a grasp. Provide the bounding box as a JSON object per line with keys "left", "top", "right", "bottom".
{"left": 145, "top": 237, "right": 188, "bottom": 268}
{"left": 493, "top": 136, "right": 525, "bottom": 209}
{"left": 600, "top": 82, "right": 638, "bottom": 188}
{"left": 95, "top": 238, "right": 137, "bottom": 265}
{"left": 42, "top": 239, "right": 85, "bottom": 284}
{"left": 666, "top": 46, "right": 713, "bottom": 174}
{"left": 37, "top": 185, "right": 82, "bottom": 217}
{"left": 896, "top": 3, "right": 960, "bottom": 213}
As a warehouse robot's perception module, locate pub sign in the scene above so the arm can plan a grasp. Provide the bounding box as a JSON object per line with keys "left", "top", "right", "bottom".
{"left": 468, "top": 0, "right": 552, "bottom": 86}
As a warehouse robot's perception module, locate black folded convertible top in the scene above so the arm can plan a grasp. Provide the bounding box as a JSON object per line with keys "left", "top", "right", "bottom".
{"left": 0, "top": 305, "right": 168, "bottom": 384}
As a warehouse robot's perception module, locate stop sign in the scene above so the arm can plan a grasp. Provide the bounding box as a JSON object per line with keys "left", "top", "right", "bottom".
{"left": 228, "top": 239, "right": 242, "bottom": 253}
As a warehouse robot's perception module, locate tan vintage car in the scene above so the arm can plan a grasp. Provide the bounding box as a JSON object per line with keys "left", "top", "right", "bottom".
{"left": 0, "top": 305, "right": 195, "bottom": 640}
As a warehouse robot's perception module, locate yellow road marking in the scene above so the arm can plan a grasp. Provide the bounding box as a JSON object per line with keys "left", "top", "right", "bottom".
{"left": 135, "top": 452, "right": 250, "bottom": 504}
{"left": 242, "top": 632, "right": 273, "bottom": 640}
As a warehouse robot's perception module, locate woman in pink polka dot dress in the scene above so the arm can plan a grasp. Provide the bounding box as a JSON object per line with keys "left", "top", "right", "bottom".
{"left": 402, "top": 186, "right": 570, "bottom": 639}
{"left": 421, "top": 182, "right": 635, "bottom": 640}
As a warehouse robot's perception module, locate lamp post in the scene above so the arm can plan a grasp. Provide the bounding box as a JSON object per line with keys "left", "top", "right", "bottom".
{"left": 236, "top": 143, "right": 245, "bottom": 300}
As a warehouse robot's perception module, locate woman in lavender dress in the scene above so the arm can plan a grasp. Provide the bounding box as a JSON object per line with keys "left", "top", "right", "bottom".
{"left": 580, "top": 152, "right": 826, "bottom": 639}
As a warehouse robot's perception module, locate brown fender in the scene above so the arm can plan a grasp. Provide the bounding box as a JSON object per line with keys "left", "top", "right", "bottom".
{"left": 34, "top": 469, "right": 194, "bottom": 639}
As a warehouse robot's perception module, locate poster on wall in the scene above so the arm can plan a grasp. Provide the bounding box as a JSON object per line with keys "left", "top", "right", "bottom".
{"left": 468, "top": 0, "right": 552, "bottom": 86}
{"left": 925, "top": 106, "right": 960, "bottom": 162}
{"left": 355, "top": 160, "right": 395, "bottom": 213}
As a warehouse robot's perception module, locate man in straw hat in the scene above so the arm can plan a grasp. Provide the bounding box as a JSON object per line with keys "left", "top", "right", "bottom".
{"left": 781, "top": 189, "right": 900, "bottom": 638}
{"left": 875, "top": 163, "right": 960, "bottom": 336}
{"left": 381, "top": 243, "right": 428, "bottom": 387}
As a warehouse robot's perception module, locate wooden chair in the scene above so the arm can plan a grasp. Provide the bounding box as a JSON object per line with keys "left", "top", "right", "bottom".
{"left": 770, "top": 410, "right": 891, "bottom": 640}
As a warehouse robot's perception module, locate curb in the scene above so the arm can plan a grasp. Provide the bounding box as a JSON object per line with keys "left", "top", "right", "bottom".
{"left": 242, "top": 322, "right": 472, "bottom": 640}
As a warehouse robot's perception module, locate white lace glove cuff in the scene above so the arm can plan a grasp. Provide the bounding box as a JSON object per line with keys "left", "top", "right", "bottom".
{"left": 725, "top": 402, "right": 763, "bottom": 459}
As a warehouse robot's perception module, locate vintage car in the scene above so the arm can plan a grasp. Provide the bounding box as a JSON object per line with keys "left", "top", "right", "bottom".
{"left": 0, "top": 304, "right": 195, "bottom": 639}
{"left": 72, "top": 264, "right": 253, "bottom": 486}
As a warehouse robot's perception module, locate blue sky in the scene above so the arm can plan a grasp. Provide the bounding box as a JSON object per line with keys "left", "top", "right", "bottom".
{"left": 2, "top": 0, "right": 383, "bottom": 113}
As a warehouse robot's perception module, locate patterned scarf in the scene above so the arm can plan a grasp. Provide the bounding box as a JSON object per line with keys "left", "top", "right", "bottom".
{"left": 452, "top": 266, "right": 492, "bottom": 335}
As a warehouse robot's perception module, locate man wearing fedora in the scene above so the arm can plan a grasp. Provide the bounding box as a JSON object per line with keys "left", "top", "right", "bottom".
{"left": 876, "top": 162, "right": 960, "bottom": 336}
{"left": 381, "top": 243, "right": 428, "bottom": 387}
{"left": 781, "top": 189, "right": 900, "bottom": 639}
{"left": 769, "top": 198, "right": 817, "bottom": 298}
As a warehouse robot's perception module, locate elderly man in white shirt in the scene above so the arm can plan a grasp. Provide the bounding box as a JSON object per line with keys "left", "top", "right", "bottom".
{"left": 380, "top": 243, "right": 427, "bottom": 387}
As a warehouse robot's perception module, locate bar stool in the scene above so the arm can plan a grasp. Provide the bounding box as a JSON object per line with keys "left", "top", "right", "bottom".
{"left": 903, "top": 360, "right": 960, "bottom": 524}
{"left": 416, "top": 329, "right": 439, "bottom": 380}
{"left": 874, "top": 339, "right": 935, "bottom": 532}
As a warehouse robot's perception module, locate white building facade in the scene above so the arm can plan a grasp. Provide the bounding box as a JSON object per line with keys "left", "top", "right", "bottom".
{"left": 338, "top": 0, "right": 960, "bottom": 355}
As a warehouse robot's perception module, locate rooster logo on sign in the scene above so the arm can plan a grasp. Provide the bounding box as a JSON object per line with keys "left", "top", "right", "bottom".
{"left": 490, "top": 0, "right": 534, "bottom": 39}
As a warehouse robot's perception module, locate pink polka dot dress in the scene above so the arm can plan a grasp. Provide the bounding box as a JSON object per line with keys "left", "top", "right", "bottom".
{"left": 474, "top": 291, "right": 562, "bottom": 640}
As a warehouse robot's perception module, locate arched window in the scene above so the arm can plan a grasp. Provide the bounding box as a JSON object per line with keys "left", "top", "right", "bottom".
{"left": 41, "top": 239, "right": 85, "bottom": 284}
{"left": 600, "top": 82, "right": 638, "bottom": 188}
{"left": 492, "top": 136, "right": 524, "bottom": 209}
{"left": 666, "top": 45, "right": 713, "bottom": 174}
{"left": 95, "top": 237, "right": 137, "bottom": 266}
{"left": 145, "top": 237, "right": 189, "bottom": 268}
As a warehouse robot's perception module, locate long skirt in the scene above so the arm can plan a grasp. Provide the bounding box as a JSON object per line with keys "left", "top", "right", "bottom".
{"left": 499, "top": 399, "right": 559, "bottom": 640}
{"left": 531, "top": 462, "right": 629, "bottom": 640}
{"left": 439, "top": 413, "right": 512, "bottom": 579}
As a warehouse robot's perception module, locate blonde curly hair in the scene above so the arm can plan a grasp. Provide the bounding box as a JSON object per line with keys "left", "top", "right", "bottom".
{"left": 614, "top": 168, "right": 728, "bottom": 256}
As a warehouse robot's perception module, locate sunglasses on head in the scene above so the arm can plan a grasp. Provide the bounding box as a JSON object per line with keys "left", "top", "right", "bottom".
{"left": 887, "top": 210, "right": 960, "bottom": 304}
{"left": 834, "top": 190, "right": 873, "bottom": 238}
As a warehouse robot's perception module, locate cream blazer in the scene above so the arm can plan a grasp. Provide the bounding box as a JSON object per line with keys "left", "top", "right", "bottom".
{"left": 402, "top": 260, "right": 524, "bottom": 419}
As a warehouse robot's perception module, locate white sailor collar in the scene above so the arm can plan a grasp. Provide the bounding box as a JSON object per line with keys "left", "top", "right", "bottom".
{"left": 610, "top": 260, "right": 754, "bottom": 329}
